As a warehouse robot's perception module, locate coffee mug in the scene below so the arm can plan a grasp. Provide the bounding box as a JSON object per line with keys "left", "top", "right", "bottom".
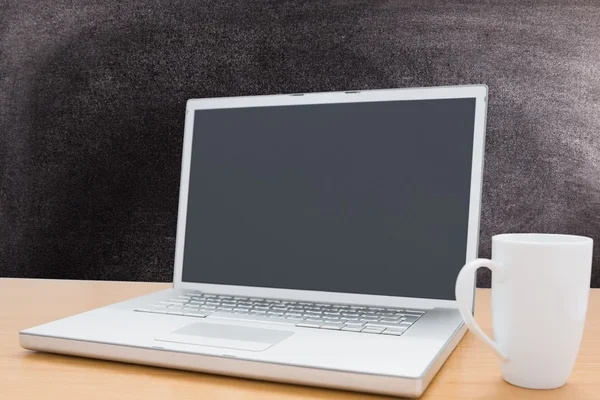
{"left": 455, "top": 233, "right": 593, "bottom": 389}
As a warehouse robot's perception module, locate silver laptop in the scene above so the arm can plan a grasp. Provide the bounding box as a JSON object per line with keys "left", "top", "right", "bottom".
{"left": 20, "top": 85, "right": 487, "bottom": 398}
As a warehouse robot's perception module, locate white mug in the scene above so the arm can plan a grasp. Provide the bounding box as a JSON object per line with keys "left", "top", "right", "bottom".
{"left": 455, "top": 233, "right": 593, "bottom": 389}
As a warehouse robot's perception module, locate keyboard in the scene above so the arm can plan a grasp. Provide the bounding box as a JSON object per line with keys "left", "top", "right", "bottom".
{"left": 135, "top": 292, "right": 426, "bottom": 336}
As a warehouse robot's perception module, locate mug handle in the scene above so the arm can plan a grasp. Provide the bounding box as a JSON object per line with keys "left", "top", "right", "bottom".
{"left": 455, "top": 258, "right": 509, "bottom": 362}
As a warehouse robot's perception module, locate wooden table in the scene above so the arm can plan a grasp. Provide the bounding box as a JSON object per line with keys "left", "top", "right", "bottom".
{"left": 1, "top": 279, "right": 599, "bottom": 399}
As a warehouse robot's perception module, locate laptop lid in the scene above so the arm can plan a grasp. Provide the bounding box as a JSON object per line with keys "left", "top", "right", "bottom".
{"left": 174, "top": 86, "right": 487, "bottom": 310}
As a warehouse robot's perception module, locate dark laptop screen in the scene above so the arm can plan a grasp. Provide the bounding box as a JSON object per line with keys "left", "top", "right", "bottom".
{"left": 181, "top": 97, "right": 477, "bottom": 300}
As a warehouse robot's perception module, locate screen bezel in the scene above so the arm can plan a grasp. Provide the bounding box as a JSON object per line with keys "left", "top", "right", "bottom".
{"left": 173, "top": 86, "right": 487, "bottom": 311}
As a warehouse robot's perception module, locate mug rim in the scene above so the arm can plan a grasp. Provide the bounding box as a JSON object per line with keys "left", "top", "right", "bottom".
{"left": 493, "top": 233, "right": 593, "bottom": 245}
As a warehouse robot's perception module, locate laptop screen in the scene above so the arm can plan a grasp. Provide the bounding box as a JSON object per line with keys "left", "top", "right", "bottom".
{"left": 182, "top": 97, "right": 477, "bottom": 300}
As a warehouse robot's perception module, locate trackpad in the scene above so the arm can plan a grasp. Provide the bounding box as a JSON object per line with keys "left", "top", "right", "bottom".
{"left": 155, "top": 322, "right": 294, "bottom": 352}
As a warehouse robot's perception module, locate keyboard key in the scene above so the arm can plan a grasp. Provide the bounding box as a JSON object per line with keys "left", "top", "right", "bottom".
{"left": 250, "top": 310, "right": 266, "bottom": 314}
{"left": 285, "top": 316, "right": 304, "bottom": 321}
{"left": 379, "top": 312, "right": 396, "bottom": 317}
{"left": 404, "top": 309, "right": 426, "bottom": 314}
{"left": 304, "top": 308, "right": 321, "bottom": 313}
{"left": 267, "top": 311, "right": 284, "bottom": 315}
{"left": 305, "top": 318, "right": 326, "bottom": 323}
{"left": 344, "top": 321, "right": 365, "bottom": 326}
{"left": 401, "top": 315, "right": 421, "bottom": 323}
{"left": 341, "top": 326, "right": 363, "bottom": 332}
{"left": 361, "top": 326, "right": 385, "bottom": 334}
{"left": 321, "top": 323, "right": 345, "bottom": 330}
{"left": 166, "top": 310, "right": 185, "bottom": 316}
{"left": 219, "top": 307, "right": 233, "bottom": 311}
{"left": 385, "top": 308, "right": 401, "bottom": 312}
{"left": 341, "top": 313, "right": 360, "bottom": 317}
{"left": 365, "top": 321, "right": 403, "bottom": 328}
{"left": 382, "top": 328, "right": 405, "bottom": 336}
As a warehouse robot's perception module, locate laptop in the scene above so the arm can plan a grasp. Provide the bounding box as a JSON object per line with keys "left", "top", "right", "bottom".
{"left": 20, "top": 85, "right": 487, "bottom": 398}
